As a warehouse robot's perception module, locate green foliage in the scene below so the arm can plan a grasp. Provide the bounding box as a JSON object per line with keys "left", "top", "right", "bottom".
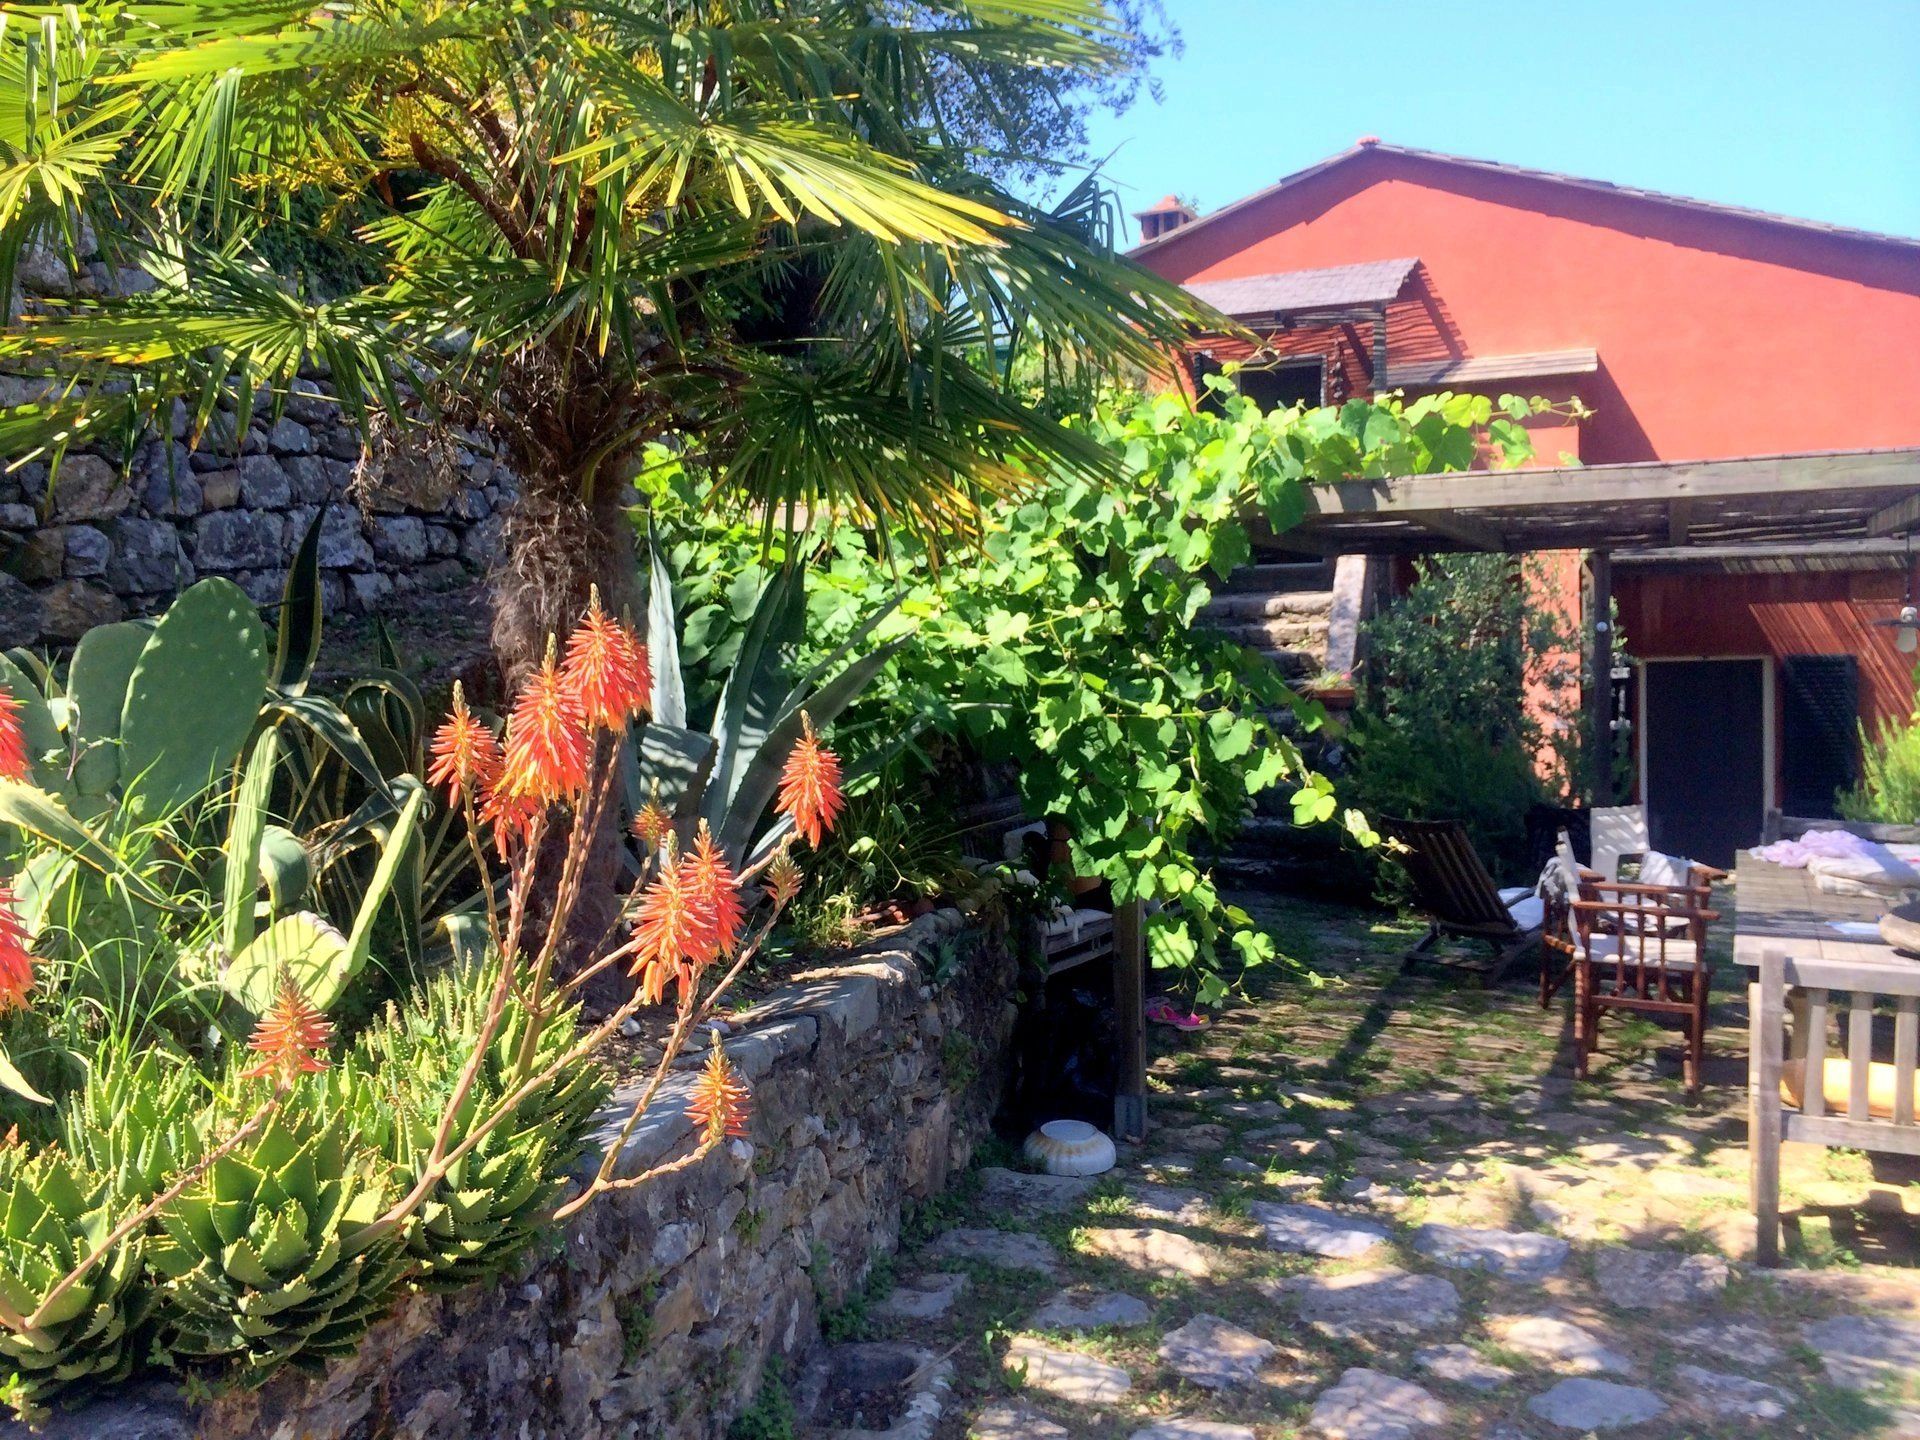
{"left": 728, "top": 1356, "right": 796, "bottom": 1440}
{"left": 350, "top": 962, "right": 610, "bottom": 1290}
{"left": 1840, "top": 681, "right": 1920, "bottom": 822}
{"left": 0, "top": 1147, "right": 148, "bottom": 1417}
{"left": 645, "top": 382, "right": 1552, "bottom": 1001}
{"left": 146, "top": 1082, "right": 408, "bottom": 1385}
{"left": 1351, "top": 552, "right": 1580, "bottom": 883}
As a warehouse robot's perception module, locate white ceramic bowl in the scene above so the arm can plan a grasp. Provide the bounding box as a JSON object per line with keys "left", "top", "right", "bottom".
{"left": 1022, "top": 1119, "right": 1116, "bottom": 1177}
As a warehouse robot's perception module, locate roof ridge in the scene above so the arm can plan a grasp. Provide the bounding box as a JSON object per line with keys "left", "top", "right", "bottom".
{"left": 1130, "top": 142, "right": 1920, "bottom": 257}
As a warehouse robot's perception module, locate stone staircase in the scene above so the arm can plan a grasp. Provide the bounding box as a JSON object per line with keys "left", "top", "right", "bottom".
{"left": 1205, "top": 555, "right": 1374, "bottom": 894}
{"left": 1201, "top": 559, "right": 1341, "bottom": 680}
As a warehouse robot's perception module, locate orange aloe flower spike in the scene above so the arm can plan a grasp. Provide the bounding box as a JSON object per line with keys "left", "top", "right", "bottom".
{"left": 775, "top": 713, "right": 844, "bottom": 849}
{"left": 426, "top": 682, "right": 503, "bottom": 804}
{"left": 561, "top": 586, "right": 652, "bottom": 732}
{"left": 686, "top": 1045, "right": 750, "bottom": 1142}
{"left": 680, "top": 822, "right": 744, "bottom": 961}
{"left": 240, "top": 974, "right": 334, "bottom": 1083}
{"left": 0, "top": 689, "right": 27, "bottom": 784}
{"left": 0, "top": 884, "right": 34, "bottom": 1012}
{"left": 630, "top": 864, "right": 717, "bottom": 993}
{"left": 500, "top": 637, "right": 591, "bottom": 805}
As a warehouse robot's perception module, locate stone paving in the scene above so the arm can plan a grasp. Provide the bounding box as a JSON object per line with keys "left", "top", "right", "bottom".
{"left": 826, "top": 892, "right": 1920, "bottom": 1438}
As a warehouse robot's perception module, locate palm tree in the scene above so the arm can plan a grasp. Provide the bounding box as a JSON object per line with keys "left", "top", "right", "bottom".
{"left": 0, "top": 0, "right": 1207, "bottom": 671}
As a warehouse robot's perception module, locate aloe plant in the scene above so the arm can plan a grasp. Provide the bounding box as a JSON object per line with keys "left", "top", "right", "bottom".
{"left": 146, "top": 1084, "right": 408, "bottom": 1383}
{"left": 352, "top": 961, "right": 609, "bottom": 1289}
{"left": 0, "top": 1147, "right": 149, "bottom": 1417}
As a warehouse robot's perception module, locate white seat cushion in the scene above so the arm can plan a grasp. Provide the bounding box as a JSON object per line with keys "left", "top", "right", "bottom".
{"left": 1505, "top": 895, "right": 1545, "bottom": 933}
{"left": 1581, "top": 933, "right": 1701, "bottom": 970}
{"left": 1497, "top": 885, "right": 1534, "bottom": 906}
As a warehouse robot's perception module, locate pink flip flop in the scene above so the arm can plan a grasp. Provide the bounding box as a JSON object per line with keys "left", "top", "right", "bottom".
{"left": 1145, "top": 997, "right": 1207, "bottom": 1031}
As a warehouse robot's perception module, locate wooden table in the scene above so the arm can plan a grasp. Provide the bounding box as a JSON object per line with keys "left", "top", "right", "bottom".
{"left": 1732, "top": 851, "right": 1904, "bottom": 970}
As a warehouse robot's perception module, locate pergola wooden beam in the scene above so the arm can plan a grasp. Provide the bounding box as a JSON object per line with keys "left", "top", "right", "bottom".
{"left": 1278, "top": 448, "right": 1920, "bottom": 556}
{"left": 1868, "top": 490, "right": 1920, "bottom": 537}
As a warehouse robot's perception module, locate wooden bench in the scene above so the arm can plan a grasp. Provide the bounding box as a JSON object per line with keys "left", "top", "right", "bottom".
{"left": 1750, "top": 947, "right": 1920, "bottom": 1265}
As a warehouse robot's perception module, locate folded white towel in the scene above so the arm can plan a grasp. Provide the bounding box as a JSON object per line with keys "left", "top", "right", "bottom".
{"left": 1808, "top": 843, "right": 1920, "bottom": 893}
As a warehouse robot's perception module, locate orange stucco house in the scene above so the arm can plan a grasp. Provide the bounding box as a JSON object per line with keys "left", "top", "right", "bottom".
{"left": 1131, "top": 140, "right": 1920, "bottom": 864}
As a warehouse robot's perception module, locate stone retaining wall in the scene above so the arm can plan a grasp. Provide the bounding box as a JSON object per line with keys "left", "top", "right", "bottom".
{"left": 3, "top": 240, "right": 512, "bottom": 645}
{"left": 35, "top": 905, "right": 1016, "bottom": 1440}
{"left": 0, "top": 382, "right": 513, "bottom": 647}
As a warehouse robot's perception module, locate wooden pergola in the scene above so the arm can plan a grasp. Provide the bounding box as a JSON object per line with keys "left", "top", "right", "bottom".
{"left": 1268, "top": 446, "right": 1920, "bottom": 805}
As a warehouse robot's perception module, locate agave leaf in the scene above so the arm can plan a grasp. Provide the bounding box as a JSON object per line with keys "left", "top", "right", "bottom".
{"left": 343, "top": 782, "right": 426, "bottom": 981}
{"left": 0, "top": 1042, "right": 50, "bottom": 1106}
{"left": 0, "top": 780, "right": 183, "bottom": 913}
{"left": 707, "top": 564, "right": 805, "bottom": 818}
{"left": 273, "top": 505, "right": 327, "bottom": 695}
{"left": 645, "top": 523, "right": 687, "bottom": 728}
{"left": 257, "top": 825, "right": 311, "bottom": 915}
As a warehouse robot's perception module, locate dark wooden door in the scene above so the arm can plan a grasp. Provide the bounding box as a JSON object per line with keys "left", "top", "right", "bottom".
{"left": 1643, "top": 659, "right": 1767, "bottom": 867}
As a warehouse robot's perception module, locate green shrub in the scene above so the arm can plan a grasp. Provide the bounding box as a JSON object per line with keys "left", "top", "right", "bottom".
{"left": 1839, "top": 685, "right": 1920, "bottom": 823}
{"left": 0, "top": 1147, "right": 149, "bottom": 1418}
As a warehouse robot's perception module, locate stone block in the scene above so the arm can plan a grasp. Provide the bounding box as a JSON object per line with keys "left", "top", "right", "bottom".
{"left": 238, "top": 454, "right": 293, "bottom": 509}
{"left": 193, "top": 509, "right": 284, "bottom": 571}
{"left": 139, "top": 466, "right": 202, "bottom": 518}
{"left": 372, "top": 515, "right": 429, "bottom": 563}
{"left": 0, "top": 574, "right": 43, "bottom": 647}
{"left": 40, "top": 579, "right": 123, "bottom": 641}
{"left": 62, "top": 524, "right": 110, "bottom": 578}
{"left": 266, "top": 415, "right": 314, "bottom": 454}
{"left": 46, "top": 453, "right": 131, "bottom": 521}
{"left": 15, "top": 528, "right": 65, "bottom": 583}
{"left": 106, "top": 517, "right": 190, "bottom": 594}
{"left": 199, "top": 470, "right": 242, "bottom": 510}
{"left": 282, "top": 455, "right": 334, "bottom": 504}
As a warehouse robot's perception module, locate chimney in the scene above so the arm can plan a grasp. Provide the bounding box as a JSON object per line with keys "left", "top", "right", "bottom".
{"left": 1134, "top": 194, "right": 1198, "bottom": 243}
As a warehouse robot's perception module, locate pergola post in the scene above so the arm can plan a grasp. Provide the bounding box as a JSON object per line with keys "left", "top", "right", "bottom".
{"left": 1586, "top": 549, "right": 1614, "bottom": 806}
{"left": 1112, "top": 897, "right": 1147, "bottom": 1142}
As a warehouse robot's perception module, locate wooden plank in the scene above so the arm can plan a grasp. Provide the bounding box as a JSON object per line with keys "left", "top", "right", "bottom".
{"left": 1587, "top": 552, "right": 1613, "bottom": 807}
{"left": 1849, "top": 992, "right": 1874, "bottom": 1120}
{"left": 1896, "top": 997, "right": 1918, "bottom": 1128}
{"left": 1666, "top": 497, "right": 1694, "bottom": 546}
{"left": 1751, "top": 957, "right": 1786, "bottom": 1267}
{"left": 1804, "top": 988, "right": 1829, "bottom": 1118}
{"left": 1411, "top": 509, "right": 1505, "bottom": 550}
{"left": 1867, "top": 490, "right": 1920, "bottom": 536}
{"left": 1786, "top": 1113, "right": 1920, "bottom": 1157}
{"left": 1299, "top": 448, "right": 1920, "bottom": 520}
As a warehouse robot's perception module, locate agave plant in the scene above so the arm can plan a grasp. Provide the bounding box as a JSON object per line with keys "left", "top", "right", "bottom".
{"left": 352, "top": 961, "right": 608, "bottom": 1290}
{"left": 632, "top": 527, "right": 905, "bottom": 869}
{"left": 0, "top": 1146, "right": 148, "bottom": 1417}
{"left": 145, "top": 1083, "right": 408, "bottom": 1384}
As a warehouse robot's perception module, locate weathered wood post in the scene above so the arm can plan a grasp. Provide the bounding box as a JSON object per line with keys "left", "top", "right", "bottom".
{"left": 1586, "top": 549, "right": 1614, "bottom": 806}
{"left": 1112, "top": 897, "right": 1148, "bottom": 1142}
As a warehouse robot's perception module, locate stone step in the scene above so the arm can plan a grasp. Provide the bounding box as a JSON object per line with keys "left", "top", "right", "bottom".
{"left": 1213, "top": 617, "right": 1331, "bottom": 652}
{"left": 1219, "top": 560, "right": 1337, "bottom": 595}
{"left": 1202, "top": 589, "right": 1335, "bottom": 620}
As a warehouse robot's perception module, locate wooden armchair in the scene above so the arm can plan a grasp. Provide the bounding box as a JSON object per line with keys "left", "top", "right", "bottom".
{"left": 1751, "top": 948, "right": 1920, "bottom": 1264}
{"left": 1543, "top": 875, "right": 1719, "bottom": 1091}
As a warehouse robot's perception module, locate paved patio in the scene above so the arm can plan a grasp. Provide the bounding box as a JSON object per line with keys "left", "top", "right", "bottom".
{"left": 850, "top": 891, "right": 1920, "bottom": 1439}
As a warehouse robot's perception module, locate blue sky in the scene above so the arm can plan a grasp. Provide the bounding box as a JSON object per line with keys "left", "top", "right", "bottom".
{"left": 1077, "top": 0, "right": 1920, "bottom": 243}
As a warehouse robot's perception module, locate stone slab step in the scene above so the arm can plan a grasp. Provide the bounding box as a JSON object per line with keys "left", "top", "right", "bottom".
{"left": 1202, "top": 590, "right": 1335, "bottom": 620}
{"left": 1213, "top": 617, "right": 1330, "bottom": 651}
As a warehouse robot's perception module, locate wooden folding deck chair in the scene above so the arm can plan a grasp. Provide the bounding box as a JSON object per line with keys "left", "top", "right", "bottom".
{"left": 1380, "top": 817, "right": 1544, "bottom": 985}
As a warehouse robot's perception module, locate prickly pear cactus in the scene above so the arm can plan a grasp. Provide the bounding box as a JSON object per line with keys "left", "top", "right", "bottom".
{"left": 145, "top": 1085, "right": 407, "bottom": 1383}
{"left": 118, "top": 578, "right": 270, "bottom": 820}
{"left": 0, "top": 1146, "right": 150, "bottom": 1418}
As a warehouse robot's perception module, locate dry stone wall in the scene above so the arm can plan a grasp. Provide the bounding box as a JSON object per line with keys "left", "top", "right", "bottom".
{"left": 2, "top": 243, "right": 511, "bottom": 645}
{"left": 21, "top": 905, "right": 1017, "bottom": 1440}
{"left": 0, "top": 380, "right": 512, "bottom": 646}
